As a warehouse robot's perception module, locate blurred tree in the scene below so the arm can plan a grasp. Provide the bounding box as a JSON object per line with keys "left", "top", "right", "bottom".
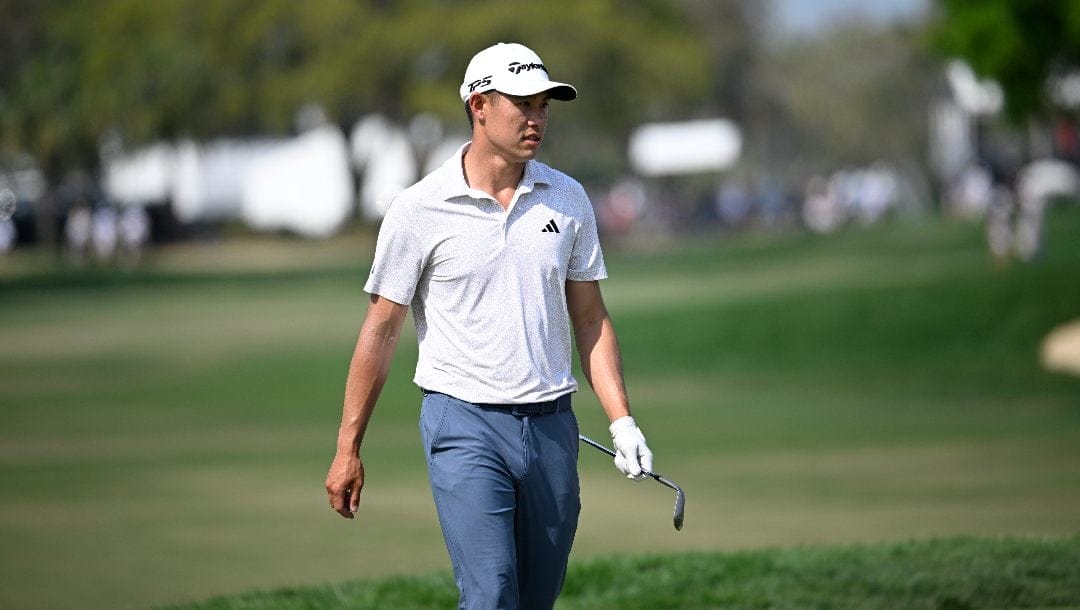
{"left": 1, "top": 0, "right": 958, "bottom": 243}
{"left": 932, "top": 0, "right": 1080, "bottom": 123}
{"left": 765, "top": 19, "right": 937, "bottom": 185}
{"left": 0, "top": 0, "right": 715, "bottom": 245}
{"left": 0, "top": 0, "right": 78, "bottom": 244}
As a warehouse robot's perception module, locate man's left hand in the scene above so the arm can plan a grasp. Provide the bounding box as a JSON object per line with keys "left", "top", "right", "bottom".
{"left": 609, "top": 416, "right": 654, "bottom": 481}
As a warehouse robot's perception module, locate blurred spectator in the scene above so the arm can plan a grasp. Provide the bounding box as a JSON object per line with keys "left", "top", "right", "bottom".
{"left": 715, "top": 180, "right": 752, "bottom": 229}
{"left": 1015, "top": 159, "right": 1080, "bottom": 261}
{"left": 0, "top": 219, "right": 16, "bottom": 253}
{"left": 984, "top": 157, "right": 1080, "bottom": 265}
{"left": 830, "top": 169, "right": 859, "bottom": 220}
{"left": 118, "top": 205, "right": 151, "bottom": 266}
{"left": 64, "top": 200, "right": 93, "bottom": 264}
{"left": 798, "top": 164, "right": 906, "bottom": 234}
{"left": 754, "top": 178, "right": 793, "bottom": 231}
{"left": 949, "top": 164, "right": 993, "bottom": 218}
{"left": 598, "top": 179, "right": 647, "bottom": 237}
{"left": 985, "top": 182, "right": 1015, "bottom": 264}
{"left": 802, "top": 175, "right": 844, "bottom": 234}
{"left": 854, "top": 164, "right": 898, "bottom": 225}
{"left": 91, "top": 205, "right": 119, "bottom": 263}
{"left": 1054, "top": 117, "right": 1080, "bottom": 165}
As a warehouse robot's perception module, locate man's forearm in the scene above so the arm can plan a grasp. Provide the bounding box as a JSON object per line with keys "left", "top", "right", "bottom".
{"left": 336, "top": 300, "right": 406, "bottom": 455}
{"left": 577, "top": 315, "right": 631, "bottom": 423}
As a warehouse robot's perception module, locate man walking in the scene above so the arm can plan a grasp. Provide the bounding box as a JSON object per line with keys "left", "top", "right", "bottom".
{"left": 325, "top": 42, "right": 654, "bottom": 610}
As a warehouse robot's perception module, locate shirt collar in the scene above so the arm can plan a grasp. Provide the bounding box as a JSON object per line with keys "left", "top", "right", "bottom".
{"left": 444, "top": 142, "right": 552, "bottom": 201}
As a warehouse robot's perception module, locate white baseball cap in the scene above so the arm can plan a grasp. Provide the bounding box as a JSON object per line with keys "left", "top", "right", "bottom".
{"left": 459, "top": 42, "right": 577, "bottom": 103}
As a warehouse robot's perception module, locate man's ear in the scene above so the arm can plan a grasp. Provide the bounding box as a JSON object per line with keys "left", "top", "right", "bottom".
{"left": 469, "top": 93, "right": 489, "bottom": 123}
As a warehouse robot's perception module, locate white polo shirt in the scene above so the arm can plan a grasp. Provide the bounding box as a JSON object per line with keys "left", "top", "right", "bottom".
{"left": 364, "top": 143, "right": 607, "bottom": 404}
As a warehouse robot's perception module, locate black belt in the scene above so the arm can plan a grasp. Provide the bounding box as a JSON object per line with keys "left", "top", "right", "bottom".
{"left": 422, "top": 390, "right": 572, "bottom": 416}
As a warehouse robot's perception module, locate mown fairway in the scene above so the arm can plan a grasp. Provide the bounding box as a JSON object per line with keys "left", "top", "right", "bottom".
{"left": 2, "top": 208, "right": 1079, "bottom": 609}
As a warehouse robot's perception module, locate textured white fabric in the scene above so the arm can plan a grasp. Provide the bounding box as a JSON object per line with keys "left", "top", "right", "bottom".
{"left": 365, "top": 144, "right": 607, "bottom": 404}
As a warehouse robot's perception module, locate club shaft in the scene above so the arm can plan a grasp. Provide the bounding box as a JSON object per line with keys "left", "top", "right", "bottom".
{"left": 577, "top": 433, "right": 681, "bottom": 492}
{"left": 578, "top": 432, "right": 617, "bottom": 458}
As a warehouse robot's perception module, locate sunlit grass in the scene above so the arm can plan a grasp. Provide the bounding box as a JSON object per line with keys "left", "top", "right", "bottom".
{"left": 1, "top": 207, "right": 1079, "bottom": 609}
{"left": 163, "top": 537, "right": 1080, "bottom": 610}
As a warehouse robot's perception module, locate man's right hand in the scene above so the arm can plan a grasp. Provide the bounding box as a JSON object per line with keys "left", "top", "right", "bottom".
{"left": 325, "top": 452, "right": 365, "bottom": 519}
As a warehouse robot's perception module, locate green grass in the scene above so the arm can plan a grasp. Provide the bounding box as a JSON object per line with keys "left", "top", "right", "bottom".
{"left": 1, "top": 206, "right": 1079, "bottom": 609}
{"left": 162, "top": 537, "right": 1080, "bottom": 609}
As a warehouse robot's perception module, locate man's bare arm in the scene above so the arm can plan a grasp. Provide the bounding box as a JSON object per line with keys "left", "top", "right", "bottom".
{"left": 566, "top": 280, "right": 631, "bottom": 423}
{"left": 325, "top": 294, "right": 408, "bottom": 519}
{"left": 567, "top": 279, "right": 655, "bottom": 479}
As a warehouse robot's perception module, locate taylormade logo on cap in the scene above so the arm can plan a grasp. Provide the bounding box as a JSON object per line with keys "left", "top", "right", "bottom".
{"left": 459, "top": 42, "right": 577, "bottom": 103}
{"left": 508, "top": 61, "right": 545, "bottom": 74}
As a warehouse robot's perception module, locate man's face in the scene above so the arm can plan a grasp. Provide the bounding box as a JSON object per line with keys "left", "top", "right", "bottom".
{"left": 476, "top": 91, "right": 550, "bottom": 161}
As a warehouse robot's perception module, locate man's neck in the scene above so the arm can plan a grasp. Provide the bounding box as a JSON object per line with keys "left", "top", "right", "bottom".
{"left": 462, "top": 141, "right": 527, "bottom": 210}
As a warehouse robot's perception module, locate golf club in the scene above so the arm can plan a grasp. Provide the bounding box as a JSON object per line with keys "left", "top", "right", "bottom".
{"left": 578, "top": 433, "right": 686, "bottom": 531}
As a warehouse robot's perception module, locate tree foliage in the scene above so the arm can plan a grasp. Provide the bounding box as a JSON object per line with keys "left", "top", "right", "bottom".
{"left": 0, "top": 0, "right": 713, "bottom": 175}
{"left": 0, "top": 0, "right": 947, "bottom": 242}
{"left": 932, "top": 0, "right": 1080, "bottom": 122}
{"left": 768, "top": 20, "right": 936, "bottom": 178}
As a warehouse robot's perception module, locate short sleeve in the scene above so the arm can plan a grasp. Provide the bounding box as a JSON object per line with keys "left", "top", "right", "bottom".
{"left": 363, "top": 198, "right": 426, "bottom": 305}
{"left": 567, "top": 187, "right": 608, "bottom": 282}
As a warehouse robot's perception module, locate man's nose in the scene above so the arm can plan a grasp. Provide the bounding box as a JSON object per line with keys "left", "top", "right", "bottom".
{"left": 527, "top": 108, "right": 547, "bottom": 125}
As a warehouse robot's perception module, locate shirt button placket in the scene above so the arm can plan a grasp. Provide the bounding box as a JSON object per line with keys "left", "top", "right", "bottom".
{"left": 492, "top": 200, "right": 508, "bottom": 246}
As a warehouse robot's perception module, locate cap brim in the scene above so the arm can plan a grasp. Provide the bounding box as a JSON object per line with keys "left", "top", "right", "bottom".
{"left": 498, "top": 82, "right": 577, "bottom": 101}
{"left": 545, "top": 84, "right": 577, "bottom": 101}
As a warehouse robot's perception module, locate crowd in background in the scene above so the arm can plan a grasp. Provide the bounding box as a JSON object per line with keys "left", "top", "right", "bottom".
{"left": 1, "top": 145, "right": 1075, "bottom": 268}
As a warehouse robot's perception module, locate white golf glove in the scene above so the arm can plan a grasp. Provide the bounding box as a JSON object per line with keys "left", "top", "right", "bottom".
{"left": 609, "top": 416, "right": 654, "bottom": 481}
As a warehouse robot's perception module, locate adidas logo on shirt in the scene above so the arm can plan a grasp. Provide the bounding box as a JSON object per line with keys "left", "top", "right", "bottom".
{"left": 541, "top": 219, "right": 560, "bottom": 233}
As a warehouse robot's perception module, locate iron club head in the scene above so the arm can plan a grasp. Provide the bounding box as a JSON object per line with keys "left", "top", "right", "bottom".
{"left": 578, "top": 433, "right": 686, "bottom": 531}
{"left": 651, "top": 473, "right": 685, "bottom": 531}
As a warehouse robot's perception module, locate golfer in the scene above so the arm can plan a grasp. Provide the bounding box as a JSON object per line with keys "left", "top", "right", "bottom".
{"left": 325, "top": 42, "right": 654, "bottom": 610}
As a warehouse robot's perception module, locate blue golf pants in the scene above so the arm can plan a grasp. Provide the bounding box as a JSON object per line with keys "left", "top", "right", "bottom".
{"left": 419, "top": 391, "right": 580, "bottom": 610}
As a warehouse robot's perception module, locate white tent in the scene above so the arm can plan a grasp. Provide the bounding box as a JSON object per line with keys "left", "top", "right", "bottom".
{"left": 628, "top": 119, "right": 742, "bottom": 177}
{"left": 173, "top": 139, "right": 281, "bottom": 222}
{"left": 241, "top": 126, "right": 354, "bottom": 238}
{"left": 350, "top": 114, "right": 418, "bottom": 220}
{"left": 102, "top": 143, "right": 174, "bottom": 206}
